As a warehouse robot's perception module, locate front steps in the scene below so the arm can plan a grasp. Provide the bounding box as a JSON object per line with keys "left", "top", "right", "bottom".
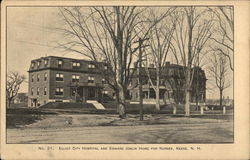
{"left": 86, "top": 100, "right": 106, "bottom": 110}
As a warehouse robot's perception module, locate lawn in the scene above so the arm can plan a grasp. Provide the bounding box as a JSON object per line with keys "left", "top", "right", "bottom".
{"left": 6, "top": 106, "right": 233, "bottom": 143}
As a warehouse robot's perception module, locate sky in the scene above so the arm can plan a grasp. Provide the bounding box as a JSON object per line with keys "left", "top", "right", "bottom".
{"left": 6, "top": 7, "right": 233, "bottom": 99}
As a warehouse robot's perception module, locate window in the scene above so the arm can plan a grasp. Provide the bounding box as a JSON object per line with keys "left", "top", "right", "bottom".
{"left": 104, "top": 65, "right": 108, "bottom": 70}
{"left": 71, "top": 88, "right": 76, "bottom": 96}
{"left": 103, "top": 90, "right": 108, "bottom": 94}
{"left": 37, "top": 74, "right": 40, "bottom": 82}
{"left": 37, "top": 87, "right": 40, "bottom": 95}
{"left": 102, "top": 78, "right": 106, "bottom": 84}
{"left": 31, "top": 88, "right": 33, "bottom": 95}
{"left": 72, "top": 61, "right": 81, "bottom": 68}
{"left": 44, "top": 59, "right": 48, "bottom": 65}
{"left": 31, "top": 75, "right": 34, "bottom": 82}
{"left": 44, "top": 73, "right": 47, "bottom": 81}
{"left": 44, "top": 87, "right": 47, "bottom": 95}
{"left": 37, "top": 61, "right": 40, "bottom": 67}
{"left": 56, "top": 73, "right": 64, "bottom": 81}
{"left": 58, "top": 60, "right": 63, "bottom": 67}
{"left": 88, "top": 76, "right": 94, "bottom": 83}
{"left": 88, "top": 64, "right": 95, "bottom": 69}
{"left": 31, "top": 62, "right": 35, "bottom": 68}
{"left": 72, "top": 74, "right": 80, "bottom": 82}
{"left": 55, "top": 87, "right": 63, "bottom": 95}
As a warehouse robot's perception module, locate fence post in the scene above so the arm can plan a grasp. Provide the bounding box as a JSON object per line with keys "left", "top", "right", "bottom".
{"left": 173, "top": 105, "right": 177, "bottom": 115}
{"left": 223, "top": 106, "right": 226, "bottom": 115}
{"left": 200, "top": 106, "right": 204, "bottom": 115}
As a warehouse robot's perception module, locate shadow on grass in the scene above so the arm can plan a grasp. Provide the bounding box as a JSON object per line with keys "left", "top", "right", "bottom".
{"left": 7, "top": 108, "right": 57, "bottom": 128}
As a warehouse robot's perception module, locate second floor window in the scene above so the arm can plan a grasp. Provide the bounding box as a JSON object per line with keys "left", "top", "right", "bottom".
{"left": 88, "top": 76, "right": 94, "bottom": 83}
{"left": 56, "top": 73, "right": 64, "bottom": 81}
{"left": 37, "top": 74, "right": 40, "bottom": 82}
{"left": 72, "top": 75, "right": 80, "bottom": 82}
{"left": 58, "top": 60, "right": 63, "bottom": 67}
{"left": 102, "top": 78, "right": 107, "bottom": 84}
{"left": 44, "top": 87, "right": 47, "bottom": 95}
{"left": 44, "top": 73, "right": 47, "bottom": 81}
{"left": 31, "top": 75, "right": 34, "bottom": 82}
{"left": 55, "top": 87, "right": 63, "bottom": 95}
{"left": 31, "top": 88, "right": 33, "bottom": 95}
{"left": 37, "top": 87, "right": 40, "bottom": 95}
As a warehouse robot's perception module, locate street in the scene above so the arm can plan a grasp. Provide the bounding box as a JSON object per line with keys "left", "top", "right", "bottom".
{"left": 7, "top": 120, "right": 233, "bottom": 143}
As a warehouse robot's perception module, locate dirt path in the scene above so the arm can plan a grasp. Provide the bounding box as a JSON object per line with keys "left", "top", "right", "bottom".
{"left": 7, "top": 122, "right": 233, "bottom": 143}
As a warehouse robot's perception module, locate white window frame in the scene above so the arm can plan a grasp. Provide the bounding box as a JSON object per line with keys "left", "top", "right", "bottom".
{"left": 56, "top": 73, "right": 64, "bottom": 81}
{"left": 44, "top": 87, "right": 47, "bottom": 95}
{"left": 37, "top": 74, "right": 40, "bottom": 82}
{"left": 55, "top": 87, "right": 64, "bottom": 95}
{"left": 44, "top": 73, "right": 47, "bottom": 81}
{"left": 37, "top": 87, "right": 40, "bottom": 95}
{"left": 88, "top": 76, "right": 95, "bottom": 83}
{"left": 88, "top": 64, "right": 95, "bottom": 69}
{"left": 44, "top": 59, "right": 48, "bottom": 65}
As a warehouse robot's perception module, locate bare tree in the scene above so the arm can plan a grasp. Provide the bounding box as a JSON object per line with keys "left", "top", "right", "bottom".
{"left": 171, "top": 7, "right": 213, "bottom": 116}
{"left": 208, "top": 52, "right": 230, "bottom": 108}
{"left": 143, "top": 10, "right": 176, "bottom": 110}
{"left": 6, "top": 71, "right": 26, "bottom": 108}
{"left": 208, "top": 7, "right": 234, "bottom": 71}
{"left": 57, "top": 7, "right": 172, "bottom": 118}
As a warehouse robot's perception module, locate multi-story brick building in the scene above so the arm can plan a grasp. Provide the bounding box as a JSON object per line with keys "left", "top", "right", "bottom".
{"left": 28, "top": 56, "right": 206, "bottom": 107}
{"left": 28, "top": 56, "right": 114, "bottom": 107}
{"left": 128, "top": 62, "right": 207, "bottom": 104}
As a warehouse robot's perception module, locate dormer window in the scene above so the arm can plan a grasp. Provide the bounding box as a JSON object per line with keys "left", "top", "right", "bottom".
{"left": 44, "top": 59, "right": 48, "bottom": 65}
{"left": 31, "top": 62, "right": 35, "bottom": 68}
{"left": 88, "top": 64, "right": 95, "bottom": 69}
{"left": 37, "top": 61, "right": 40, "bottom": 67}
{"left": 72, "top": 61, "right": 80, "bottom": 68}
{"left": 58, "top": 60, "right": 63, "bottom": 67}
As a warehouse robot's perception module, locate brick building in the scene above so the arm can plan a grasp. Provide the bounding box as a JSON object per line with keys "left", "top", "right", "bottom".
{"left": 28, "top": 56, "right": 206, "bottom": 107}
{"left": 28, "top": 56, "right": 114, "bottom": 107}
{"left": 128, "top": 62, "right": 206, "bottom": 104}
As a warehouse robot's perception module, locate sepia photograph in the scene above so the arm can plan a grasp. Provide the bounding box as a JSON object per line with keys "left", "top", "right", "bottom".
{"left": 4, "top": 5, "right": 235, "bottom": 144}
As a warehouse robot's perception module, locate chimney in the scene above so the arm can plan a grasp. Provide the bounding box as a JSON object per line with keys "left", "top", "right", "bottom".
{"left": 165, "top": 61, "right": 170, "bottom": 67}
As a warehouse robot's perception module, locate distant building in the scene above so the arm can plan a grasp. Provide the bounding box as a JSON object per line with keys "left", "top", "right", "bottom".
{"left": 28, "top": 56, "right": 114, "bottom": 107}
{"left": 14, "top": 93, "right": 28, "bottom": 104}
{"left": 128, "top": 62, "right": 207, "bottom": 104}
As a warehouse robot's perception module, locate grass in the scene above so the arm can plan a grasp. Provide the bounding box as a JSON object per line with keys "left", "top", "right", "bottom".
{"left": 6, "top": 102, "right": 233, "bottom": 129}
{"left": 7, "top": 108, "right": 57, "bottom": 128}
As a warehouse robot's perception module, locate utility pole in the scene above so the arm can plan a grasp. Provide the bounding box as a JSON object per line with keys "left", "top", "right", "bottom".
{"left": 135, "top": 37, "right": 149, "bottom": 121}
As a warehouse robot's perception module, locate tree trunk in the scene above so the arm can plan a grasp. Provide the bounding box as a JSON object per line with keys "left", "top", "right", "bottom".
{"left": 185, "top": 88, "right": 190, "bottom": 116}
{"left": 185, "top": 68, "right": 191, "bottom": 116}
{"left": 117, "top": 84, "right": 126, "bottom": 118}
{"left": 155, "top": 68, "right": 160, "bottom": 110}
{"left": 219, "top": 89, "right": 223, "bottom": 108}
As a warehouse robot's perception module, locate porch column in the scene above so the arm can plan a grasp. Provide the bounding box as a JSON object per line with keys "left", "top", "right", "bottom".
{"left": 82, "top": 88, "right": 86, "bottom": 103}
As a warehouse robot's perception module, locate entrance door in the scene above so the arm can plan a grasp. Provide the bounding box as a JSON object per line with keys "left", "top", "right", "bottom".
{"left": 32, "top": 99, "right": 37, "bottom": 107}
{"left": 88, "top": 88, "right": 96, "bottom": 100}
